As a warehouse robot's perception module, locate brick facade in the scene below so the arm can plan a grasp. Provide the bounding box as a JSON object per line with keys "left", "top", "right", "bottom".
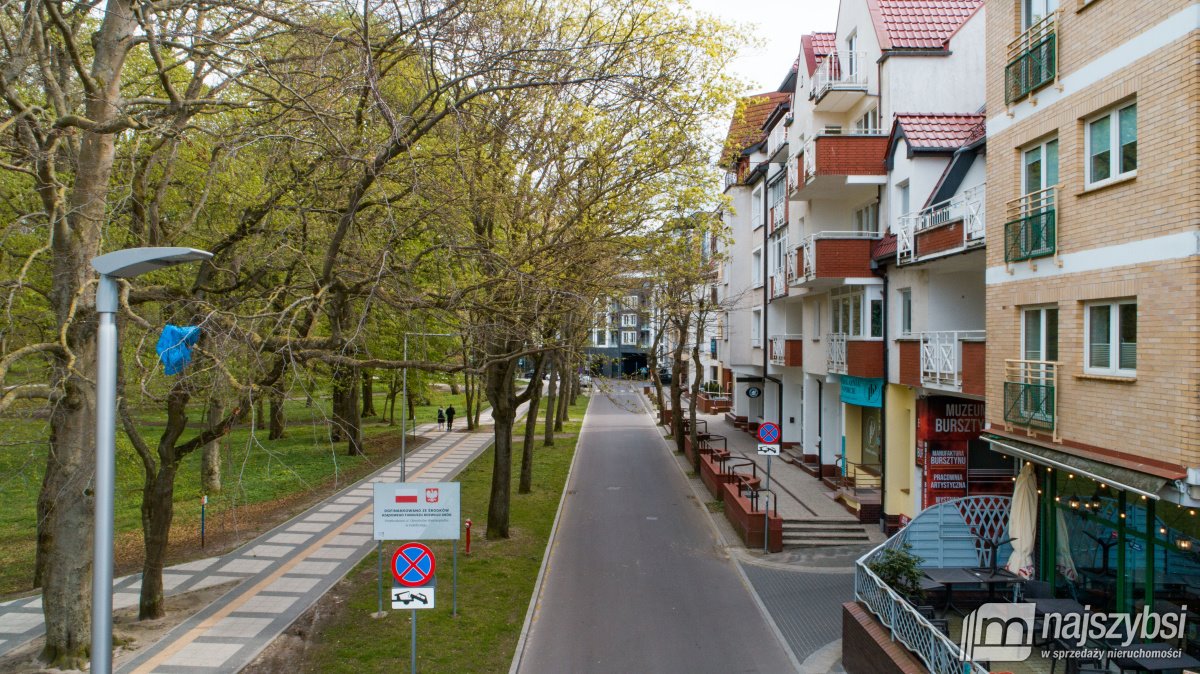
{"left": 847, "top": 340, "right": 885, "bottom": 379}
{"left": 914, "top": 221, "right": 964, "bottom": 257}
{"left": 814, "top": 135, "right": 889, "bottom": 176}
{"left": 814, "top": 238, "right": 875, "bottom": 278}
{"left": 985, "top": 0, "right": 1200, "bottom": 470}
{"left": 960, "top": 340, "right": 986, "bottom": 397}
{"left": 897, "top": 339, "right": 920, "bottom": 387}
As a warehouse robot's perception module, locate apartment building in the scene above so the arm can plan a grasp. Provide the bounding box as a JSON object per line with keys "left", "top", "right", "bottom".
{"left": 978, "top": 0, "right": 1200, "bottom": 608}
{"left": 585, "top": 286, "right": 657, "bottom": 378}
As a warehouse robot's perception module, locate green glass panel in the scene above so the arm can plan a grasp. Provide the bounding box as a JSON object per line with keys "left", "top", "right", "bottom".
{"left": 1120, "top": 104, "right": 1137, "bottom": 174}
{"left": 1090, "top": 305, "right": 1111, "bottom": 368}
{"left": 1090, "top": 116, "right": 1111, "bottom": 182}
{"left": 1120, "top": 303, "right": 1137, "bottom": 370}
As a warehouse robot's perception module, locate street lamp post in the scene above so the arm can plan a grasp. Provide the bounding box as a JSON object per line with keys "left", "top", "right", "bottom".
{"left": 89, "top": 247, "right": 212, "bottom": 674}
{"left": 400, "top": 332, "right": 456, "bottom": 481}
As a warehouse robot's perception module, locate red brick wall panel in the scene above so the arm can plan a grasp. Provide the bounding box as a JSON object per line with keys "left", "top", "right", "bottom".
{"left": 961, "top": 340, "right": 986, "bottom": 397}
{"left": 842, "top": 603, "right": 927, "bottom": 674}
{"left": 784, "top": 339, "right": 803, "bottom": 366}
{"left": 815, "top": 135, "right": 888, "bottom": 176}
{"left": 814, "top": 239, "right": 873, "bottom": 278}
{"left": 915, "top": 221, "right": 963, "bottom": 257}
{"left": 897, "top": 339, "right": 920, "bottom": 387}
{"left": 847, "top": 340, "right": 885, "bottom": 379}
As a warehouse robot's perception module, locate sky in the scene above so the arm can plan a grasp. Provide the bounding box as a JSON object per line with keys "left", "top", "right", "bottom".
{"left": 685, "top": 0, "right": 842, "bottom": 95}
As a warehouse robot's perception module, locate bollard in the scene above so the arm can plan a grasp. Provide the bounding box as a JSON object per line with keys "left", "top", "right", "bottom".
{"left": 465, "top": 519, "right": 472, "bottom": 555}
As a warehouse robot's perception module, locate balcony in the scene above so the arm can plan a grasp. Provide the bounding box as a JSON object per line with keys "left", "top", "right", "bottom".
{"left": 896, "top": 183, "right": 986, "bottom": 265}
{"left": 1003, "top": 359, "right": 1059, "bottom": 441}
{"left": 1004, "top": 186, "right": 1057, "bottom": 266}
{"left": 828, "top": 333, "right": 884, "bottom": 378}
{"left": 810, "top": 51, "right": 869, "bottom": 112}
{"left": 899, "top": 331, "right": 985, "bottom": 395}
{"left": 768, "top": 271, "right": 788, "bottom": 301}
{"left": 768, "top": 200, "right": 787, "bottom": 234}
{"left": 792, "top": 232, "right": 880, "bottom": 289}
{"left": 1005, "top": 13, "right": 1057, "bottom": 104}
{"left": 794, "top": 133, "right": 888, "bottom": 199}
{"left": 768, "top": 334, "right": 804, "bottom": 367}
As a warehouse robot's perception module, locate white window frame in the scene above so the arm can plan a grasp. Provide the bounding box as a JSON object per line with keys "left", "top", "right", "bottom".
{"left": 1023, "top": 0, "right": 1059, "bottom": 30}
{"left": 751, "top": 185, "right": 764, "bottom": 229}
{"left": 751, "top": 247, "right": 764, "bottom": 288}
{"left": 854, "top": 201, "right": 878, "bottom": 234}
{"left": 1083, "top": 299, "right": 1136, "bottom": 377}
{"left": 896, "top": 181, "right": 910, "bottom": 220}
{"left": 812, "top": 299, "right": 822, "bottom": 339}
{"left": 830, "top": 286, "right": 883, "bottom": 339}
{"left": 1022, "top": 138, "right": 1059, "bottom": 194}
{"left": 769, "top": 233, "right": 788, "bottom": 274}
{"left": 899, "top": 288, "right": 912, "bottom": 336}
{"left": 846, "top": 32, "right": 858, "bottom": 78}
{"left": 620, "top": 313, "right": 637, "bottom": 328}
{"left": 1084, "top": 102, "right": 1137, "bottom": 189}
{"left": 751, "top": 308, "right": 762, "bottom": 346}
{"left": 621, "top": 330, "right": 637, "bottom": 346}
{"left": 621, "top": 295, "right": 639, "bottom": 310}
{"left": 1021, "top": 305, "right": 1059, "bottom": 362}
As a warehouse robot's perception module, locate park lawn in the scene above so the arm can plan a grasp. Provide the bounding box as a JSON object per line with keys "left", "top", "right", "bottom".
{"left": 300, "top": 395, "right": 589, "bottom": 674}
{"left": 0, "top": 389, "right": 471, "bottom": 597}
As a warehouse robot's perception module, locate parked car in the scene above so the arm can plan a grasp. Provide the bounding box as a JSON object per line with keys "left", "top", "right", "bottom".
{"left": 657, "top": 368, "right": 671, "bottom": 384}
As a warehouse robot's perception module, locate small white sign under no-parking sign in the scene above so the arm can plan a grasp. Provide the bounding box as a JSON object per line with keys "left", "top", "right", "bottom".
{"left": 757, "top": 444, "right": 780, "bottom": 456}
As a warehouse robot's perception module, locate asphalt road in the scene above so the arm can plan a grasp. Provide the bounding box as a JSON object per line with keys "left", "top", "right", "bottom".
{"left": 516, "top": 386, "right": 795, "bottom": 674}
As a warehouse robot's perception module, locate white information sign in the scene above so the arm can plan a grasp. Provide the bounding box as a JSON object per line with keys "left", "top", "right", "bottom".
{"left": 392, "top": 581, "right": 436, "bottom": 610}
{"left": 757, "top": 444, "right": 781, "bottom": 456}
{"left": 373, "top": 482, "right": 461, "bottom": 540}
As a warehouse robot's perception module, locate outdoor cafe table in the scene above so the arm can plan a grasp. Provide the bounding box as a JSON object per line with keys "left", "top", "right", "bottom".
{"left": 1030, "top": 598, "right": 1087, "bottom": 616}
{"left": 922, "top": 567, "right": 1026, "bottom": 617}
{"left": 1109, "top": 642, "right": 1200, "bottom": 673}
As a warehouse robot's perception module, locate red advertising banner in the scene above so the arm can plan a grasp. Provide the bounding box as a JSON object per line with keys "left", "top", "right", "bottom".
{"left": 919, "top": 397, "right": 985, "bottom": 508}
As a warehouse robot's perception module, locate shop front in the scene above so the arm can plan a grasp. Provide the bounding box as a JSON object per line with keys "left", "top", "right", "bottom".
{"left": 984, "top": 434, "right": 1200, "bottom": 630}
{"left": 916, "top": 396, "right": 1011, "bottom": 509}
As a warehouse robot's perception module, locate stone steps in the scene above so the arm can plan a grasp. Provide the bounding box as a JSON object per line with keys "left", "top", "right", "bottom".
{"left": 781, "top": 518, "right": 873, "bottom": 547}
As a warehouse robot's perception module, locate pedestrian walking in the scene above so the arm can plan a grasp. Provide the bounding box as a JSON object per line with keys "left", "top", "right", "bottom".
{"left": 436, "top": 406, "right": 446, "bottom": 431}
{"left": 445, "top": 405, "right": 456, "bottom": 431}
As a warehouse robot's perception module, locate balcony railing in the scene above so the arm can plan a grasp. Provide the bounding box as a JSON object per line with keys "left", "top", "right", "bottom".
{"left": 768, "top": 271, "right": 787, "bottom": 300}
{"left": 1004, "top": 186, "right": 1057, "bottom": 265}
{"left": 1006, "top": 13, "right": 1057, "bottom": 104}
{"left": 785, "top": 248, "right": 798, "bottom": 284}
{"left": 810, "top": 51, "right": 869, "bottom": 102}
{"left": 787, "top": 153, "right": 800, "bottom": 193}
{"left": 919, "top": 331, "right": 985, "bottom": 388}
{"left": 796, "top": 231, "right": 880, "bottom": 283}
{"left": 768, "top": 334, "right": 803, "bottom": 366}
{"left": 896, "top": 183, "right": 986, "bottom": 265}
{"left": 1003, "top": 359, "right": 1059, "bottom": 441}
{"left": 827, "top": 332, "right": 847, "bottom": 374}
{"left": 770, "top": 200, "right": 787, "bottom": 230}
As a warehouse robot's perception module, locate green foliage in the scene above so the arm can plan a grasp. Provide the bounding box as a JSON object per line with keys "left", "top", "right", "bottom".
{"left": 867, "top": 543, "right": 926, "bottom": 601}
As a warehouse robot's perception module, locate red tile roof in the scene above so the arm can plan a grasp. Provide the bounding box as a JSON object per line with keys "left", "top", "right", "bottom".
{"left": 866, "top": 0, "right": 983, "bottom": 51}
{"left": 722, "top": 91, "right": 792, "bottom": 165}
{"left": 893, "top": 113, "right": 986, "bottom": 151}
{"left": 872, "top": 233, "right": 898, "bottom": 262}
{"left": 801, "top": 32, "right": 837, "bottom": 76}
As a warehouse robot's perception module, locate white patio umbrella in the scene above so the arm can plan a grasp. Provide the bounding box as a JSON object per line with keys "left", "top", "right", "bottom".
{"left": 1055, "top": 508, "right": 1078, "bottom": 581}
{"left": 1005, "top": 463, "right": 1038, "bottom": 578}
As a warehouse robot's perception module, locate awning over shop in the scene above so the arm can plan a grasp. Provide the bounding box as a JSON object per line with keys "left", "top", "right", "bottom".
{"left": 981, "top": 433, "right": 1171, "bottom": 500}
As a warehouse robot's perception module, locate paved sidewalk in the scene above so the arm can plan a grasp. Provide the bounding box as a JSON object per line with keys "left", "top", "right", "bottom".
{"left": 0, "top": 405, "right": 518, "bottom": 672}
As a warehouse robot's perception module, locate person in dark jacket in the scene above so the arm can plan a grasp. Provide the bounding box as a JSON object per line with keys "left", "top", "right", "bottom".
{"left": 445, "top": 405, "right": 456, "bottom": 431}
{"left": 436, "top": 407, "right": 445, "bottom": 431}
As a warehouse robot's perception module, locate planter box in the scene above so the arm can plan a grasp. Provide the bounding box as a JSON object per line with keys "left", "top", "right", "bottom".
{"left": 721, "top": 482, "right": 783, "bottom": 553}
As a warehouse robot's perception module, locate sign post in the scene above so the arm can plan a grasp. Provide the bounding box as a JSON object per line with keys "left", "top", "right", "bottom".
{"left": 391, "top": 542, "right": 437, "bottom": 674}
{"left": 756, "top": 422, "right": 781, "bottom": 493}
{"left": 373, "top": 482, "right": 461, "bottom": 619}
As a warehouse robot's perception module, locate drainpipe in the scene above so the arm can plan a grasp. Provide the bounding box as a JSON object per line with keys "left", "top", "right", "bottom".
{"left": 762, "top": 173, "right": 770, "bottom": 425}
{"left": 816, "top": 380, "right": 824, "bottom": 480}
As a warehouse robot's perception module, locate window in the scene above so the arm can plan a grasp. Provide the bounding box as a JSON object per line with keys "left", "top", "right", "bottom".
{"left": 621, "top": 331, "right": 637, "bottom": 346}
{"left": 770, "top": 233, "right": 788, "bottom": 274}
{"left": 1085, "top": 300, "right": 1136, "bottom": 375}
{"left": 862, "top": 407, "right": 882, "bottom": 466}
{"left": 897, "top": 181, "right": 910, "bottom": 218}
{"left": 854, "top": 202, "right": 878, "bottom": 234}
{"left": 752, "top": 186, "right": 764, "bottom": 229}
{"left": 620, "top": 313, "right": 637, "bottom": 327}
{"left": 751, "top": 248, "right": 763, "bottom": 288}
{"left": 1023, "top": 139, "right": 1059, "bottom": 194}
{"left": 593, "top": 329, "right": 607, "bottom": 347}
{"left": 855, "top": 107, "right": 878, "bottom": 133}
{"left": 622, "top": 295, "right": 639, "bottom": 309}
{"left": 1023, "top": 0, "right": 1059, "bottom": 29}
{"left": 751, "top": 309, "right": 762, "bottom": 346}
{"left": 870, "top": 299, "right": 883, "bottom": 338}
{"left": 846, "top": 32, "right": 859, "bottom": 79}
{"left": 812, "top": 300, "right": 822, "bottom": 337}
{"left": 830, "top": 287, "right": 882, "bottom": 338}
{"left": 1086, "top": 102, "right": 1137, "bottom": 187}
{"left": 900, "top": 288, "right": 913, "bottom": 335}
{"left": 1022, "top": 306, "right": 1059, "bottom": 362}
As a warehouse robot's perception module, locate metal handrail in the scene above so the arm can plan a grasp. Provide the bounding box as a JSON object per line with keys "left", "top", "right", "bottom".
{"left": 1003, "top": 359, "right": 1059, "bottom": 441}
{"left": 827, "top": 332, "right": 848, "bottom": 373}
{"left": 745, "top": 486, "right": 780, "bottom": 518}
{"left": 837, "top": 460, "right": 882, "bottom": 496}
{"left": 698, "top": 433, "right": 727, "bottom": 455}
{"left": 810, "top": 50, "right": 869, "bottom": 101}
{"left": 1007, "top": 12, "right": 1056, "bottom": 63}
{"left": 723, "top": 456, "right": 758, "bottom": 481}
{"left": 856, "top": 537, "right": 992, "bottom": 673}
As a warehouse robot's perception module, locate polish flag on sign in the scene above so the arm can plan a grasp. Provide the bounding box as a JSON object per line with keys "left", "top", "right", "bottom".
{"left": 394, "top": 489, "right": 420, "bottom": 504}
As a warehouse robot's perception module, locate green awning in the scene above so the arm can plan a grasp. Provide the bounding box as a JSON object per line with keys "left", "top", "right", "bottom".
{"left": 981, "top": 433, "right": 1170, "bottom": 500}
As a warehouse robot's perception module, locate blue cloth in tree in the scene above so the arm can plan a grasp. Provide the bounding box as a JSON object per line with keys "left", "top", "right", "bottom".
{"left": 156, "top": 324, "right": 201, "bottom": 375}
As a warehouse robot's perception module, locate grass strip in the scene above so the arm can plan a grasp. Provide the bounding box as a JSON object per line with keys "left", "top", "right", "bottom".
{"left": 299, "top": 396, "right": 588, "bottom": 673}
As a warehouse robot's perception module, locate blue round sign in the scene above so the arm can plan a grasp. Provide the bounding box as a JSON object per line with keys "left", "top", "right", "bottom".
{"left": 392, "top": 542, "right": 436, "bottom": 587}
{"left": 757, "top": 422, "right": 780, "bottom": 444}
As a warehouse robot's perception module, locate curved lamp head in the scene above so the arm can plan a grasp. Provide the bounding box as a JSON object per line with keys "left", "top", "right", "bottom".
{"left": 91, "top": 247, "right": 213, "bottom": 279}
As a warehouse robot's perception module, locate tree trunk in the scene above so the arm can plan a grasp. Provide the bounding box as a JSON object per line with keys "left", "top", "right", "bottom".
{"left": 449, "top": 378, "right": 460, "bottom": 395}
{"left": 519, "top": 358, "right": 545, "bottom": 494}
{"left": 138, "top": 462, "right": 179, "bottom": 620}
{"left": 201, "top": 398, "right": 223, "bottom": 492}
{"left": 670, "top": 323, "right": 687, "bottom": 453}
{"left": 345, "top": 370, "right": 363, "bottom": 456}
{"left": 555, "top": 366, "right": 569, "bottom": 430}
{"left": 484, "top": 364, "right": 516, "bottom": 538}
{"left": 690, "top": 338, "right": 703, "bottom": 473}
{"left": 361, "top": 369, "right": 376, "bottom": 418}
{"left": 255, "top": 396, "right": 264, "bottom": 426}
{"left": 268, "top": 388, "right": 285, "bottom": 440}
{"left": 406, "top": 385, "right": 416, "bottom": 422}
{"left": 542, "top": 356, "right": 558, "bottom": 446}
{"left": 473, "top": 380, "right": 483, "bottom": 428}
{"left": 463, "top": 374, "right": 475, "bottom": 430}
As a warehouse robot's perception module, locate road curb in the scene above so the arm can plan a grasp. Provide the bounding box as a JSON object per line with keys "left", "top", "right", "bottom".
{"left": 508, "top": 394, "right": 591, "bottom": 674}
{"left": 637, "top": 391, "right": 804, "bottom": 673}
